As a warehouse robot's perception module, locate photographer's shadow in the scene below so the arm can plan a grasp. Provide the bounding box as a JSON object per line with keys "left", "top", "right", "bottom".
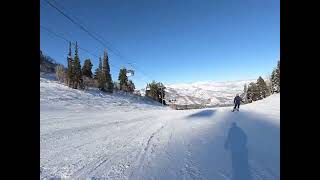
{"left": 224, "top": 122, "right": 253, "bottom": 180}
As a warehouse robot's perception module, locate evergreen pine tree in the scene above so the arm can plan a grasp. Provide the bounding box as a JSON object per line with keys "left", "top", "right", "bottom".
{"left": 247, "top": 82, "right": 259, "bottom": 102}
{"left": 118, "top": 68, "right": 128, "bottom": 91}
{"left": 97, "top": 56, "right": 104, "bottom": 90}
{"left": 73, "top": 42, "right": 83, "bottom": 89}
{"left": 275, "top": 60, "right": 280, "bottom": 92}
{"left": 271, "top": 69, "right": 275, "bottom": 93}
{"left": 94, "top": 67, "right": 100, "bottom": 80}
{"left": 82, "top": 59, "right": 93, "bottom": 78}
{"left": 102, "top": 50, "right": 113, "bottom": 92}
{"left": 271, "top": 60, "right": 280, "bottom": 93}
{"left": 256, "top": 76, "right": 268, "bottom": 99}
{"left": 146, "top": 81, "right": 158, "bottom": 101}
{"left": 66, "top": 42, "right": 74, "bottom": 87}
{"left": 146, "top": 81, "right": 166, "bottom": 104}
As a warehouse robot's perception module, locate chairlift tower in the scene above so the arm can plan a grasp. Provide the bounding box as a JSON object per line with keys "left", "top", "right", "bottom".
{"left": 160, "top": 85, "right": 166, "bottom": 106}
{"left": 126, "top": 69, "right": 134, "bottom": 77}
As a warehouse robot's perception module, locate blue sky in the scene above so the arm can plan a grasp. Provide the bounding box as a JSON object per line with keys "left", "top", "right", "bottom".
{"left": 40, "top": 0, "right": 279, "bottom": 89}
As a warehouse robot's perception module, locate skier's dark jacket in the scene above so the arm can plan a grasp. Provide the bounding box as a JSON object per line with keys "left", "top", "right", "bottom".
{"left": 234, "top": 96, "right": 242, "bottom": 105}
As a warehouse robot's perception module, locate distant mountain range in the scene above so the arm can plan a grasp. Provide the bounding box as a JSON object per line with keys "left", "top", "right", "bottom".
{"left": 140, "top": 80, "right": 256, "bottom": 106}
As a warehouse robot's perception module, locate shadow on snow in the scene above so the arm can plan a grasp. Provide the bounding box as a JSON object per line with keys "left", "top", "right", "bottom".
{"left": 145, "top": 111, "right": 279, "bottom": 180}
{"left": 186, "top": 109, "right": 217, "bottom": 119}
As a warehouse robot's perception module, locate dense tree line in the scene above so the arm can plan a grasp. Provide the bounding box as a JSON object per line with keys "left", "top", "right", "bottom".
{"left": 242, "top": 60, "right": 280, "bottom": 103}
{"left": 246, "top": 77, "right": 268, "bottom": 101}
{"left": 46, "top": 42, "right": 139, "bottom": 95}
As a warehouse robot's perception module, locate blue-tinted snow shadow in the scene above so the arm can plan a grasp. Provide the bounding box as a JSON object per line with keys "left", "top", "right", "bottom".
{"left": 224, "top": 122, "right": 253, "bottom": 180}
{"left": 186, "top": 109, "right": 216, "bottom": 119}
{"left": 218, "top": 112, "right": 279, "bottom": 180}
{"left": 145, "top": 111, "right": 279, "bottom": 180}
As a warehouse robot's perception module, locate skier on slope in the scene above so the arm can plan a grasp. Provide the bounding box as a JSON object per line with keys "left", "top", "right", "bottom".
{"left": 232, "top": 94, "right": 244, "bottom": 112}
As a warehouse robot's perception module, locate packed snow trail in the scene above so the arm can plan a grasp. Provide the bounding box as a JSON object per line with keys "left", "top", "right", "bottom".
{"left": 40, "top": 76, "right": 279, "bottom": 180}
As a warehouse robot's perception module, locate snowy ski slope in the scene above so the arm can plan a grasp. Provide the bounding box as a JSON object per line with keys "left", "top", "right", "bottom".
{"left": 40, "top": 76, "right": 279, "bottom": 180}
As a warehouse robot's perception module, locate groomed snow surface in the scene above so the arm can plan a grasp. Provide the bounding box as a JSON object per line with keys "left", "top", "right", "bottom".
{"left": 40, "top": 76, "right": 279, "bottom": 180}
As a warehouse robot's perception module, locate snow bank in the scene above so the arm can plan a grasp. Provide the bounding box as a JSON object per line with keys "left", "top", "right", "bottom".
{"left": 40, "top": 76, "right": 167, "bottom": 112}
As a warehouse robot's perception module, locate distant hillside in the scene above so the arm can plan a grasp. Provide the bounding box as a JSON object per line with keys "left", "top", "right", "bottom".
{"left": 164, "top": 80, "right": 256, "bottom": 106}
{"left": 40, "top": 50, "right": 58, "bottom": 73}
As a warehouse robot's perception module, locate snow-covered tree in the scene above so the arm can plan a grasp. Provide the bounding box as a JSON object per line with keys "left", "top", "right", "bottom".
{"left": 271, "top": 60, "right": 280, "bottom": 93}
{"left": 265, "top": 76, "right": 272, "bottom": 97}
{"left": 275, "top": 60, "right": 280, "bottom": 92}
{"left": 40, "top": 50, "right": 57, "bottom": 73}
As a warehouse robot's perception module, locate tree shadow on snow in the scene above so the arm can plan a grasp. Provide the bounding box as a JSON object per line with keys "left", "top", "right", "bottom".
{"left": 187, "top": 109, "right": 216, "bottom": 119}
{"left": 224, "top": 122, "right": 253, "bottom": 180}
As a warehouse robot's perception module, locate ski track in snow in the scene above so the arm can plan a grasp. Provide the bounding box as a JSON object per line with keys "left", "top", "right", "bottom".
{"left": 40, "top": 76, "right": 279, "bottom": 180}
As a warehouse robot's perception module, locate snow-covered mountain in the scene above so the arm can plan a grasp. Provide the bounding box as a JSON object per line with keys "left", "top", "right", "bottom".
{"left": 164, "top": 80, "right": 255, "bottom": 106}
